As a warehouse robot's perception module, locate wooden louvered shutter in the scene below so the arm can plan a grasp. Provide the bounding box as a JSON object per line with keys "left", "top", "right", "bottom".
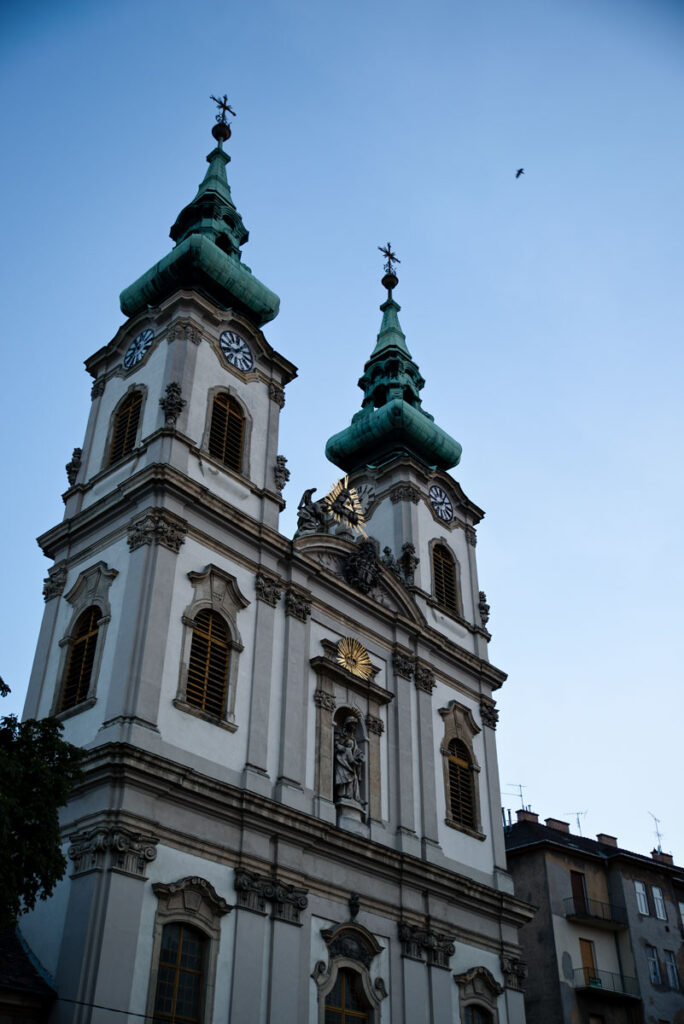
{"left": 448, "top": 739, "right": 475, "bottom": 828}
{"left": 186, "top": 609, "right": 230, "bottom": 717}
{"left": 109, "top": 391, "right": 143, "bottom": 465}
{"left": 433, "top": 545, "right": 459, "bottom": 614}
{"left": 208, "top": 394, "right": 244, "bottom": 472}
{"left": 60, "top": 606, "right": 101, "bottom": 711}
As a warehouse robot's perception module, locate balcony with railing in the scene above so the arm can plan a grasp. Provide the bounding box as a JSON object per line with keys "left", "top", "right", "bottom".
{"left": 572, "top": 968, "right": 640, "bottom": 999}
{"left": 563, "top": 896, "right": 628, "bottom": 929}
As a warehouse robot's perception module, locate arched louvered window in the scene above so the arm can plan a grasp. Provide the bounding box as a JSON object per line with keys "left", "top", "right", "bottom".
{"left": 448, "top": 738, "right": 476, "bottom": 829}
{"left": 109, "top": 390, "right": 143, "bottom": 465}
{"left": 153, "top": 923, "right": 206, "bottom": 1024}
{"left": 186, "top": 609, "right": 230, "bottom": 718}
{"left": 208, "top": 394, "right": 244, "bottom": 472}
{"left": 324, "top": 967, "right": 371, "bottom": 1023}
{"left": 465, "top": 1008, "right": 493, "bottom": 1024}
{"left": 59, "top": 606, "right": 101, "bottom": 711}
{"left": 433, "top": 544, "right": 459, "bottom": 614}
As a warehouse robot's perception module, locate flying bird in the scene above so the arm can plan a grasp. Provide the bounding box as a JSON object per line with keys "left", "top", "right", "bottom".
{"left": 515, "top": 168, "right": 524, "bottom": 178}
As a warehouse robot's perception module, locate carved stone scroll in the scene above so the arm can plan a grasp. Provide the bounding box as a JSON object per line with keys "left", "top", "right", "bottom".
{"left": 255, "top": 570, "right": 282, "bottom": 607}
{"left": 398, "top": 921, "right": 455, "bottom": 969}
{"left": 234, "top": 870, "right": 308, "bottom": 924}
{"left": 68, "top": 825, "right": 158, "bottom": 878}
{"left": 127, "top": 509, "right": 187, "bottom": 553}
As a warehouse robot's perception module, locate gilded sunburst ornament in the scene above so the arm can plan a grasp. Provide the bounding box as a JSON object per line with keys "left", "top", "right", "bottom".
{"left": 336, "top": 638, "right": 373, "bottom": 680}
{"left": 324, "top": 476, "right": 367, "bottom": 536}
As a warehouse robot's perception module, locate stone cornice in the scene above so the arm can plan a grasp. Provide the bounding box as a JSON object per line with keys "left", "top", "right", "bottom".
{"left": 61, "top": 429, "right": 286, "bottom": 511}
{"left": 68, "top": 742, "right": 534, "bottom": 939}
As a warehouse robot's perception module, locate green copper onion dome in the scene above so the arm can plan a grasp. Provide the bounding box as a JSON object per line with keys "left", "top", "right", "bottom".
{"left": 325, "top": 259, "right": 461, "bottom": 472}
{"left": 120, "top": 109, "right": 279, "bottom": 326}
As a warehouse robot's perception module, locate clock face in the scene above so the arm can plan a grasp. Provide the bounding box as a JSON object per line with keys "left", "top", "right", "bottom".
{"left": 123, "top": 328, "right": 154, "bottom": 369}
{"left": 429, "top": 484, "right": 454, "bottom": 523}
{"left": 219, "top": 330, "right": 254, "bottom": 372}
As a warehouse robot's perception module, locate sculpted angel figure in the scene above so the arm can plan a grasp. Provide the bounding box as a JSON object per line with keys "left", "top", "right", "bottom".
{"left": 295, "top": 488, "right": 330, "bottom": 535}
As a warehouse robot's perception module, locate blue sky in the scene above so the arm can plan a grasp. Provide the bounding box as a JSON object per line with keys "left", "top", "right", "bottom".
{"left": 1, "top": 0, "right": 683, "bottom": 860}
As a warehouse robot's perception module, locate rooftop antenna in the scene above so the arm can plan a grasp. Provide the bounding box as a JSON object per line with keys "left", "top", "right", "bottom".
{"left": 649, "top": 811, "right": 663, "bottom": 853}
{"left": 564, "top": 810, "right": 588, "bottom": 836}
{"left": 505, "top": 783, "right": 529, "bottom": 810}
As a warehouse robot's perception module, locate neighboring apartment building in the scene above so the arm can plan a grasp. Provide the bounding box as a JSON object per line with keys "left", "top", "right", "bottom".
{"left": 505, "top": 810, "right": 684, "bottom": 1024}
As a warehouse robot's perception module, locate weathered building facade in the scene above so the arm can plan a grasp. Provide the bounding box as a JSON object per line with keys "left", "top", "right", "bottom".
{"left": 18, "top": 108, "right": 532, "bottom": 1023}
{"left": 506, "top": 811, "right": 684, "bottom": 1024}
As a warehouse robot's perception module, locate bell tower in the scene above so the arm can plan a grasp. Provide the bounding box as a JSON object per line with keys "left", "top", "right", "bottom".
{"left": 24, "top": 100, "right": 295, "bottom": 741}
{"left": 325, "top": 249, "right": 490, "bottom": 661}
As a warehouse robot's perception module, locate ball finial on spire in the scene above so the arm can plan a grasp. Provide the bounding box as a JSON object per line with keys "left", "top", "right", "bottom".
{"left": 378, "top": 242, "right": 400, "bottom": 293}
{"left": 210, "top": 93, "right": 236, "bottom": 143}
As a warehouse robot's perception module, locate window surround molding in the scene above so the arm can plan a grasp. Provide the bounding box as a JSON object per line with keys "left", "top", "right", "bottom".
{"left": 453, "top": 966, "right": 503, "bottom": 1024}
{"left": 438, "top": 700, "right": 485, "bottom": 840}
{"left": 102, "top": 383, "right": 147, "bottom": 471}
{"left": 428, "top": 538, "right": 463, "bottom": 618}
{"left": 312, "top": 921, "right": 387, "bottom": 1023}
{"left": 175, "top": 565, "right": 249, "bottom": 730}
{"left": 52, "top": 561, "right": 118, "bottom": 718}
{"left": 146, "top": 876, "right": 232, "bottom": 1024}
{"left": 200, "top": 385, "right": 253, "bottom": 480}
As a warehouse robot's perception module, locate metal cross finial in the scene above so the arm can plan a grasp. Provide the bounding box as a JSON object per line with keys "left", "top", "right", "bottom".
{"left": 378, "top": 243, "right": 400, "bottom": 276}
{"left": 211, "top": 94, "right": 237, "bottom": 125}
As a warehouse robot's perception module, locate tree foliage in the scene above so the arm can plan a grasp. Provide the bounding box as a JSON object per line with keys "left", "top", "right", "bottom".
{"left": 0, "top": 679, "right": 84, "bottom": 925}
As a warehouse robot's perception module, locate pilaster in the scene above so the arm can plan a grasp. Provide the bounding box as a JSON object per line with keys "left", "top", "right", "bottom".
{"left": 413, "top": 662, "right": 439, "bottom": 850}
{"left": 100, "top": 512, "right": 186, "bottom": 735}
{"left": 243, "top": 570, "right": 282, "bottom": 795}
{"left": 389, "top": 656, "right": 420, "bottom": 855}
{"left": 275, "top": 585, "right": 312, "bottom": 811}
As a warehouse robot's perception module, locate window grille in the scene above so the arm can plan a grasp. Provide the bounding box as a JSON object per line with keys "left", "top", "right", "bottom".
{"left": 109, "top": 391, "right": 142, "bottom": 465}
{"left": 208, "top": 394, "right": 244, "bottom": 472}
{"left": 324, "top": 968, "right": 370, "bottom": 1023}
{"left": 186, "top": 610, "right": 230, "bottom": 718}
{"left": 153, "top": 923, "right": 206, "bottom": 1023}
{"left": 447, "top": 739, "right": 475, "bottom": 828}
{"left": 59, "top": 606, "right": 101, "bottom": 711}
{"left": 433, "top": 545, "right": 459, "bottom": 614}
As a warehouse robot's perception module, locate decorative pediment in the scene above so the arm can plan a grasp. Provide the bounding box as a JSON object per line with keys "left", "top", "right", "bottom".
{"left": 64, "top": 562, "right": 118, "bottom": 609}
{"left": 153, "top": 876, "right": 231, "bottom": 919}
{"left": 320, "top": 922, "right": 384, "bottom": 968}
{"left": 186, "top": 565, "right": 249, "bottom": 615}
{"left": 454, "top": 965, "right": 504, "bottom": 1004}
{"left": 295, "top": 534, "right": 426, "bottom": 625}
{"left": 439, "top": 699, "right": 481, "bottom": 749}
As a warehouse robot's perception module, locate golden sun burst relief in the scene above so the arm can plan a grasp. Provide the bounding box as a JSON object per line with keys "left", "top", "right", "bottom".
{"left": 324, "top": 476, "right": 367, "bottom": 536}
{"left": 336, "top": 637, "right": 374, "bottom": 680}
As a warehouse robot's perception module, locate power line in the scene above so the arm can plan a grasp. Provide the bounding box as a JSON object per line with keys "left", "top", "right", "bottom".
{"left": 57, "top": 996, "right": 156, "bottom": 1020}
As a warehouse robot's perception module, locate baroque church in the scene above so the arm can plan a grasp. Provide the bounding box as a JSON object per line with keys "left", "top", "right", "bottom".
{"left": 18, "top": 105, "right": 533, "bottom": 1023}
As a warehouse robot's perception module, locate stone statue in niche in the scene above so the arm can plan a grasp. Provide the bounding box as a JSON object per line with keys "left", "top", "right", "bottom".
{"left": 334, "top": 716, "right": 365, "bottom": 806}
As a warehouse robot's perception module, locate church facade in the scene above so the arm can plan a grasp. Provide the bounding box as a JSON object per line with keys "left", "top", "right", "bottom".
{"left": 19, "top": 108, "right": 532, "bottom": 1023}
